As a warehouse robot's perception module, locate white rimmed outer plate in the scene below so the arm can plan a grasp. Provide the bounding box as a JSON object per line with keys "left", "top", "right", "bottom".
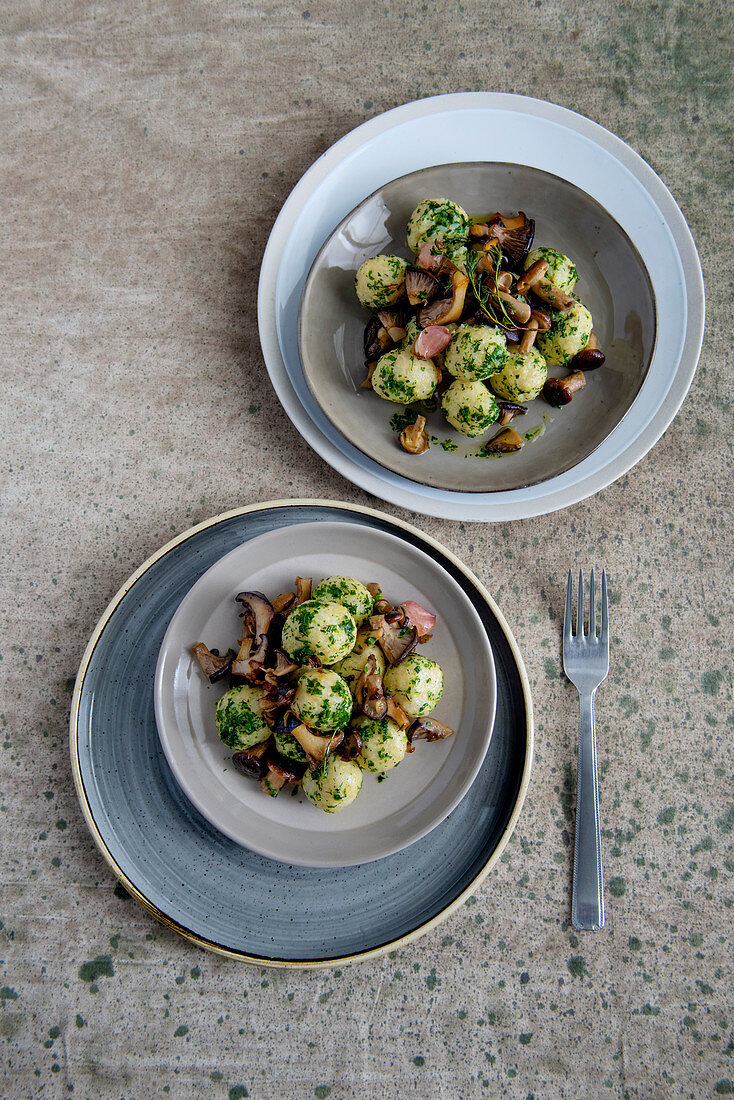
{"left": 154, "top": 521, "right": 496, "bottom": 866}
{"left": 258, "top": 93, "right": 704, "bottom": 521}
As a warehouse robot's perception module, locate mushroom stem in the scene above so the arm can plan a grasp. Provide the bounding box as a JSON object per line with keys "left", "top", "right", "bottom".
{"left": 399, "top": 415, "right": 429, "bottom": 455}
{"left": 532, "top": 279, "right": 575, "bottom": 311}
{"left": 361, "top": 360, "right": 377, "bottom": 389}
{"left": 496, "top": 291, "right": 532, "bottom": 325}
{"left": 516, "top": 259, "right": 550, "bottom": 295}
{"left": 519, "top": 318, "right": 539, "bottom": 354}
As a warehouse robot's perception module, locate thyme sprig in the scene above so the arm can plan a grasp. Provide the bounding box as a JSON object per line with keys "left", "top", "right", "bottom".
{"left": 465, "top": 248, "right": 518, "bottom": 332}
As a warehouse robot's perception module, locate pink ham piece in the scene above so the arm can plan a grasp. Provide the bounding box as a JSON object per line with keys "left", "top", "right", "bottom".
{"left": 401, "top": 600, "right": 437, "bottom": 641}
{"left": 416, "top": 240, "right": 445, "bottom": 273}
{"left": 413, "top": 325, "right": 453, "bottom": 360}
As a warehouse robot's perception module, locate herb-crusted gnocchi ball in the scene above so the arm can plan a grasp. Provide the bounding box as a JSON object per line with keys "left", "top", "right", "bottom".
{"left": 313, "top": 576, "right": 373, "bottom": 625}
{"left": 292, "top": 669, "right": 353, "bottom": 732}
{"left": 351, "top": 714, "right": 408, "bottom": 773}
{"left": 383, "top": 653, "right": 443, "bottom": 717}
{"left": 443, "top": 323, "right": 508, "bottom": 381}
{"left": 281, "top": 599, "right": 357, "bottom": 664}
{"left": 215, "top": 684, "right": 269, "bottom": 750}
{"left": 524, "top": 246, "right": 579, "bottom": 294}
{"left": 333, "top": 633, "right": 386, "bottom": 687}
{"left": 536, "top": 301, "right": 593, "bottom": 367}
{"left": 302, "top": 754, "right": 363, "bottom": 813}
{"left": 372, "top": 348, "right": 441, "bottom": 404}
{"left": 406, "top": 198, "right": 470, "bottom": 254}
{"left": 490, "top": 348, "right": 547, "bottom": 402}
{"left": 355, "top": 254, "right": 408, "bottom": 310}
{"left": 441, "top": 378, "right": 500, "bottom": 437}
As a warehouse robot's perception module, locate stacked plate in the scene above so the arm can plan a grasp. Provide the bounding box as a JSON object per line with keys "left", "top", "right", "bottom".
{"left": 259, "top": 92, "right": 704, "bottom": 520}
{"left": 72, "top": 502, "right": 532, "bottom": 966}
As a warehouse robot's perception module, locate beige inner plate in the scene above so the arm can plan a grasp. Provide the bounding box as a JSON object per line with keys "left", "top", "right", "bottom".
{"left": 154, "top": 521, "right": 496, "bottom": 867}
{"left": 298, "top": 162, "right": 656, "bottom": 493}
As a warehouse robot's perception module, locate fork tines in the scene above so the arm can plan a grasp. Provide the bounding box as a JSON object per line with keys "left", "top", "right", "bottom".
{"left": 565, "top": 568, "right": 608, "bottom": 640}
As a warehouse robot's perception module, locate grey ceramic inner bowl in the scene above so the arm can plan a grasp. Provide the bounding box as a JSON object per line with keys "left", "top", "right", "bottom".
{"left": 298, "top": 162, "right": 657, "bottom": 493}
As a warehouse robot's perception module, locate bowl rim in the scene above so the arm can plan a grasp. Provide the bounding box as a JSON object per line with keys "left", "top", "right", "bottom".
{"left": 297, "top": 159, "right": 660, "bottom": 494}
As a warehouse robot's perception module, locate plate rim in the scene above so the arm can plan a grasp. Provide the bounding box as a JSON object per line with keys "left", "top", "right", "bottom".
{"left": 297, "top": 158, "right": 659, "bottom": 493}
{"left": 257, "top": 92, "right": 705, "bottom": 520}
{"left": 153, "top": 518, "right": 497, "bottom": 866}
{"left": 70, "top": 498, "right": 534, "bottom": 968}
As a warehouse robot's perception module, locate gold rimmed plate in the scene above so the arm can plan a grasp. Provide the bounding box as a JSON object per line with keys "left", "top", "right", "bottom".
{"left": 71, "top": 500, "right": 533, "bottom": 967}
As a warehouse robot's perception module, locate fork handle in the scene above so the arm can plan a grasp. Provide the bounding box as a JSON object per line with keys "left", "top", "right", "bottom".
{"left": 572, "top": 690, "right": 605, "bottom": 931}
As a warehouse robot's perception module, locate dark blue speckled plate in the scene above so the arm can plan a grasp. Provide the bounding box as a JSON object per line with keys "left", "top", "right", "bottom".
{"left": 71, "top": 501, "right": 533, "bottom": 968}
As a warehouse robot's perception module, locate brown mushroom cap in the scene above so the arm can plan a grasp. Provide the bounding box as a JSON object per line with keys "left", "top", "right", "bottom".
{"left": 376, "top": 613, "right": 419, "bottom": 666}
{"left": 417, "top": 270, "right": 470, "bottom": 326}
{"left": 337, "top": 728, "right": 363, "bottom": 761}
{"left": 543, "top": 370, "right": 587, "bottom": 407}
{"left": 232, "top": 592, "right": 274, "bottom": 679}
{"left": 405, "top": 267, "right": 440, "bottom": 307}
{"left": 364, "top": 316, "right": 396, "bottom": 360}
{"left": 407, "top": 717, "right": 456, "bottom": 743}
{"left": 496, "top": 401, "right": 528, "bottom": 427}
{"left": 232, "top": 741, "right": 272, "bottom": 781}
{"left": 192, "top": 643, "right": 235, "bottom": 683}
{"left": 484, "top": 427, "right": 524, "bottom": 454}
{"left": 485, "top": 213, "right": 535, "bottom": 268}
{"left": 570, "top": 347, "right": 605, "bottom": 371}
{"left": 289, "top": 723, "right": 344, "bottom": 765}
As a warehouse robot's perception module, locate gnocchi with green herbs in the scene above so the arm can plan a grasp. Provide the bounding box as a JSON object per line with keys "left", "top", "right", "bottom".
{"left": 192, "top": 576, "right": 456, "bottom": 816}
{"left": 357, "top": 197, "right": 605, "bottom": 456}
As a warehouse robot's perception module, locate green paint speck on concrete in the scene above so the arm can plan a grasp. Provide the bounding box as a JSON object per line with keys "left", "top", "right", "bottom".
{"left": 701, "top": 670, "right": 724, "bottom": 695}
{"left": 567, "top": 956, "right": 588, "bottom": 979}
{"left": 78, "top": 956, "right": 114, "bottom": 983}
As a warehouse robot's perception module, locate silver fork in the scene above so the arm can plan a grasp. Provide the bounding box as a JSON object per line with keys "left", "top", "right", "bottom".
{"left": 563, "top": 569, "right": 610, "bottom": 931}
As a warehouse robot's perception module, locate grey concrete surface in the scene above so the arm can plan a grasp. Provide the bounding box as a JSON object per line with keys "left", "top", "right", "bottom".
{"left": 1, "top": 1, "right": 732, "bottom": 1097}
